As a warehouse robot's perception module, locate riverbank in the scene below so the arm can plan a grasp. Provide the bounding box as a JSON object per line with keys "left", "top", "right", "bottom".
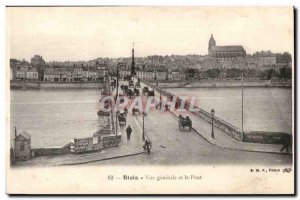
{"left": 10, "top": 80, "right": 105, "bottom": 89}
{"left": 10, "top": 79, "right": 292, "bottom": 89}
{"left": 149, "top": 80, "right": 292, "bottom": 88}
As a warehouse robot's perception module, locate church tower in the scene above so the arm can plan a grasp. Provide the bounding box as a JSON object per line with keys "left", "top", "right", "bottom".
{"left": 131, "top": 42, "right": 136, "bottom": 76}
{"left": 208, "top": 34, "right": 216, "bottom": 56}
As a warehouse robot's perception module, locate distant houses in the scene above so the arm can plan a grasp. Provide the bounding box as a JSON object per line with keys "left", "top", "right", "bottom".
{"left": 15, "top": 67, "right": 28, "bottom": 79}
{"left": 246, "top": 51, "right": 277, "bottom": 68}
{"left": 38, "top": 64, "right": 191, "bottom": 82}
{"left": 15, "top": 66, "right": 38, "bottom": 80}
{"left": 10, "top": 44, "right": 292, "bottom": 83}
{"left": 137, "top": 69, "right": 186, "bottom": 81}
{"left": 26, "top": 67, "right": 39, "bottom": 80}
{"left": 13, "top": 62, "right": 109, "bottom": 82}
{"left": 118, "top": 64, "right": 186, "bottom": 81}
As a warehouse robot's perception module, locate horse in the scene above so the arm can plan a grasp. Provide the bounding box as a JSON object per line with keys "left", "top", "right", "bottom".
{"left": 132, "top": 108, "right": 140, "bottom": 115}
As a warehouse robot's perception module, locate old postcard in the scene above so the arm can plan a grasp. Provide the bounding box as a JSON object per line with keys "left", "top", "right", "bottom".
{"left": 6, "top": 6, "right": 294, "bottom": 194}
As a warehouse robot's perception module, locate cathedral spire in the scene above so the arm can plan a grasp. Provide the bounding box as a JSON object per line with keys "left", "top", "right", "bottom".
{"left": 208, "top": 34, "right": 216, "bottom": 56}
{"left": 209, "top": 34, "right": 216, "bottom": 47}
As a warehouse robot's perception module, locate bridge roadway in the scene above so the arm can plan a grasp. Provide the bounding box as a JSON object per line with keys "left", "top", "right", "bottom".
{"left": 87, "top": 80, "right": 292, "bottom": 166}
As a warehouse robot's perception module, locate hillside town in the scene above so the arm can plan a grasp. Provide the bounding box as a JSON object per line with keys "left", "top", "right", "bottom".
{"left": 10, "top": 35, "right": 292, "bottom": 82}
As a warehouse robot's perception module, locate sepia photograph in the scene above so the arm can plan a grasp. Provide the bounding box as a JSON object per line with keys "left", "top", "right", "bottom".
{"left": 6, "top": 6, "right": 294, "bottom": 194}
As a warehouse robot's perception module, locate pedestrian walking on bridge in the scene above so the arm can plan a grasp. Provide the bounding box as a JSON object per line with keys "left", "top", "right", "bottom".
{"left": 126, "top": 125, "right": 132, "bottom": 140}
{"left": 280, "top": 134, "right": 292, "bottom": 154}
{"left": 143, "top": 139, "right": 151, "bottom": 155}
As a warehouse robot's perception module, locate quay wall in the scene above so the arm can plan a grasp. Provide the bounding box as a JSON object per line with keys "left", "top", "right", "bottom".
{"left": 10, "top": 80, "right": 291, "bottom": 89}
{"left": 243, "top": 131, "right": 291, "bottom": 144}
{"left": 32, "top": 143, "right": 72, "bottom": 157}
{"left": 142, "top": 80, "right": 291, "bottom": 144}
{"left": 10, "top": 80, "right": 104, "bottom": 89}
{"left": 148, "top": 80, "right": 292, "bottom": 88}
{"left": 41, "top": 82, "right": 103, "bottom": 89}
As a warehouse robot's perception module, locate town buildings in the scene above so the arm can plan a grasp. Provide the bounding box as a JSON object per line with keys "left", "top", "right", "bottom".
{"left": 26, "top": 67, "right": 39, "bottom": 80}
{"left": 15, "top": 67, "right": 28, "bottom": 79}
{"left": 42, "top": 63, "right": 108, "bottom": 82}
{"left": 167, "top": 69, "right": 186, "bottom": 81}
{"left": 246, "top": 51, "right": 277, "bottom": 68}
{"left": 15, "top": 66, "right": 39, "bottom": 80}
{"left": 11, "top": 38, "right": 291, "bottom": 83}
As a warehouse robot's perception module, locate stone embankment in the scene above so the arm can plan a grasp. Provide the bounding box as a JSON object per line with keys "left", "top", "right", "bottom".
{"left": 149, "top": 80, "right": 292, "bottom": 88}
{"left": 10, "top": 80, "right": 104, "bottom": 89}
{"left": 10, "top": 79, "right": 291, "bottom": 89}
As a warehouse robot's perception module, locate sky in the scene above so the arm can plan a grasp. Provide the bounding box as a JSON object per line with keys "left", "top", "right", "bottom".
{"left": 7, "top": 7, "right": 294, "bottom": 62}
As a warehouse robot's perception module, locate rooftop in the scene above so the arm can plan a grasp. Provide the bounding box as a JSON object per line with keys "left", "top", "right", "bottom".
{"left": 15, "top": 131, "right": 31, "bottom": 140}
{"left": 18, "top": 67, "right": 28, "bottom": 72}
{"left": 28, "top": 67, "right": 37, "bottom": 72}
{"left": 211, "top": 45, "right": 245, "bottom": 52}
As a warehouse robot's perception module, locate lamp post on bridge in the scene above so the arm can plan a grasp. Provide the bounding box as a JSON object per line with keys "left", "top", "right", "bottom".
{"left": 211, "top": 109, "right": 215, "bottom": 139}
{"left": 155, "top": 72, "right": 162, "bottom": 106}
{"left": 115, "top": 64, "right": 120, "bottom": 136}
{"left": 114, "top": 62, "right": 127, "bottom": 136}
{"left": 142, "top": 112, "right": 147, "bottom": 142}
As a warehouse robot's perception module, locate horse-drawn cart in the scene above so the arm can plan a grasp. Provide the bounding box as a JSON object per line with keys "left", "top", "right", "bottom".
{"left": 129, "top": 80, "right": 134, "bottom": 87}
{"left": 132, "top": 107, "right": 140, "bottom": 115}
{"left": 126, "top": 89, "right": 134, "bottom": 98}
{"left": 135, "top": 81, "right": 141, "bottom": 88}
{"left": 134, "top": 88, "right": 140, "bottom": 96}
{"left": 142, "top": 86, "right": 149, "bottom": 95}
{"left": 148, "top": 90, "right": 155, "bottom": 97}
{"left": 118, "top": 112, "right": 127, "bottom": 125}
{"left": 178, "top": 115, "right": 192, "bottom": 131}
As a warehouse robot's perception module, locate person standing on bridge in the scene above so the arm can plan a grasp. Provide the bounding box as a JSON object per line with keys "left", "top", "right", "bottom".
{"left": 280, "top": 134, "right": 292, "bottom": 154}
{"left": 126, "top": 125, "right": 132, "bottom": 140}
{"left": 143, "top": 139, "right": 151, "bottom": 155}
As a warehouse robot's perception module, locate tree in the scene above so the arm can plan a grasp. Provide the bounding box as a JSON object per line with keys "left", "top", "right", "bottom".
{"left": 225, "top": 68, "right": 242, "bottom": 79}
{"left": 278, "top": 66, "right": 292, "bottom": 80}
{"left": 10, "top": 59, "right": 19, "bottom": 68}
{"left": 266, "top": 69, "right": 277, "bottom": 80}
{"left": 205, "top": 69, "right": 221, "bottom": 79}
{"left": 31, "top": 55, "right": 46, "bottom": 81}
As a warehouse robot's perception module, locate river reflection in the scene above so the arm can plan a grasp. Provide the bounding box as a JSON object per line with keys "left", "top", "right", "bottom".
{"left": 10, "top": 89, "right": 103, "bottom": 148}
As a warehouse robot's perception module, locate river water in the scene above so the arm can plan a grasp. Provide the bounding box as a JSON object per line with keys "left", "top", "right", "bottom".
{"left": 10, "top": 89, "right": 103, "bottom": 148}
{"left": 167, "top": 87, "right": 292, "bottom": 134}
{"left": 10, "top": 87, "right": 292, "bottom": 148}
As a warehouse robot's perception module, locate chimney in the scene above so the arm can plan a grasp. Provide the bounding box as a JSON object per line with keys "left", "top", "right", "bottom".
{"left": 14, "top": 127, "right": 17, "bottom": 138}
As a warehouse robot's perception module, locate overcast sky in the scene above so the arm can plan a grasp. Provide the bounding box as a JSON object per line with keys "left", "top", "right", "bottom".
{"left": 7, "top": 7, "right": 293, "bottom": 62}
